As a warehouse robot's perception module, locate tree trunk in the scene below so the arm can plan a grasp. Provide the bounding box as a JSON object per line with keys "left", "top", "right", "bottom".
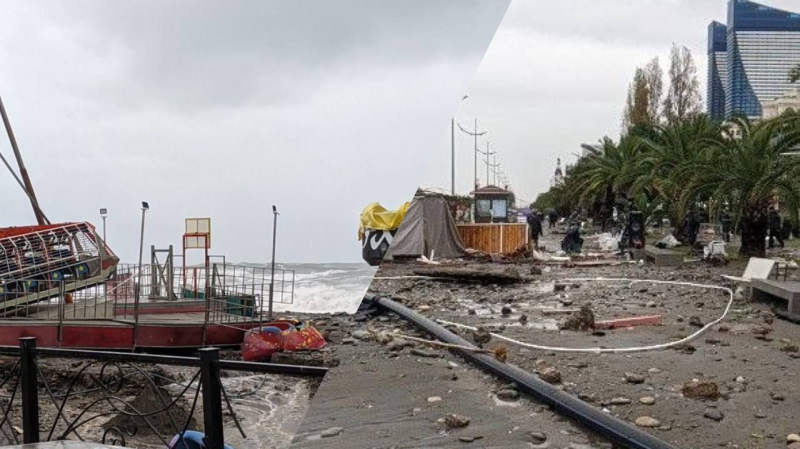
{"left": 739, "top": 207, "right": 768, "bottom": 257}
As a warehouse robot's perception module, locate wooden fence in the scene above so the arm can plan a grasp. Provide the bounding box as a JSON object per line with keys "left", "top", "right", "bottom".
{"left": 457, "top": 223, "right": 529, "bottom": 255}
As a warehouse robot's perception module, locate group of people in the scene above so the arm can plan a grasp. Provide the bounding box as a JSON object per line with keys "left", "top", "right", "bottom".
{"left": 685, "top": 206, "right": 785, "bottom": 248}
{"left": 527, "top": 203, "right": 789, "bottom": 256}
{"left": 527, "top": 208, "right": 584, "bottom": 254}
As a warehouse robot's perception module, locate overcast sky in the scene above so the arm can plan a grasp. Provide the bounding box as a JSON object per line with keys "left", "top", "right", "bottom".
{"left": 0, "top": 0, "right": 510, "bottom": 263}
{"left": 422, "top": 0, "right": 800, "bottom": 207}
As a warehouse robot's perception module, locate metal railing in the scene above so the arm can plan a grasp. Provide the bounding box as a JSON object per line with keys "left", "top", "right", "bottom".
{"left": 0, "top": 261, "right": 297, "bottom": 349}
{"left": 0, "top": 337, "right": 327, "bottom": 448}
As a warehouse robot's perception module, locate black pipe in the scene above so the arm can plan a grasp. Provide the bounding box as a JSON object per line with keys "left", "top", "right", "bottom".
{"left": 366, "top": 294, "right": 678, "bottom": 449}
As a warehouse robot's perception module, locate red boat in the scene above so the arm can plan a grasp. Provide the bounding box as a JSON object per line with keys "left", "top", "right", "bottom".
{"left": 241, "top": 319, "right": 326, "bottom": 362}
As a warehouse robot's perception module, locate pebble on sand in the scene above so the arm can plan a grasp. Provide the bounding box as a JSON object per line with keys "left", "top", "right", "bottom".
{"left": 538, "top": 367, "right": 562, "bottom": 384}
{"left": 624, "top": 372, "right": 645, "bottom": 384}
{"left": 444, "top": 413, "right": 471, "bottom": 428}
{"left": 321, "top": 427, "right": 344, "bottom": 438}
{"left": 635, "top": 416, "right": 661, "bottom": 428}
{"left": 703, "top": 408, "right": 724, "bottom": 421}
{"left": 682, "top": 379, "right": 720, "bottom": 400}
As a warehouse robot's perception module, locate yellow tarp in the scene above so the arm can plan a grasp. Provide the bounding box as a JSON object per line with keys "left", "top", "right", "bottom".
{"left": 358, "top": 202, "right": 410, "bottom": 240}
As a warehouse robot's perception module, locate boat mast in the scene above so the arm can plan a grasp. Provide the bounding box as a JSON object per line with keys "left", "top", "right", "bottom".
{"left": 0, "top": 94, "right": 48, "bottom": 225}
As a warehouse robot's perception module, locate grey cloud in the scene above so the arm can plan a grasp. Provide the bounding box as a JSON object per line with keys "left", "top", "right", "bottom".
{"left": 1, "top": 1, "right": 511, "bottom": 263}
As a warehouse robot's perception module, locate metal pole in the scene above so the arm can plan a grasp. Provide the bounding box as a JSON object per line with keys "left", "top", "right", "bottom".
{"left": 451, "top": 118, "right": 455, "bottom": 196}
{"left": 19, "top": 337, "right": 40, "bottom": 444}
{"left": 473, "top": 118, "right": 478, "bottom": 191}
{"left": 0, "top": 95, "right": 47, "bottom": 225}
{"left": 268, "top": 206, "right": 278, "bottom": 321}
{"left": 102, "top": 216, "right": 107, "bottom": 242}
{"left": 486, "top": 142, "right": 490, "bottom": 185}
{"left": 134, "top": 204, "right": 147, "bottom": 347}
{"left": 199, "top": 347, "right": 224, "bottom": 449}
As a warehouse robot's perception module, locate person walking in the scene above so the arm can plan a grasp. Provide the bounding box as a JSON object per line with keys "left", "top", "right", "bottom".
{"left": 768, "top": 207, "right": 785, "bottom": 248}
{"left": 527, "top": 211, "right": 543, "bottom": 252}
{"left": 720, "top": 208, "right": 732, "bottom": 243}
{"left": 548, "top": 210, "right": 557, "bottom": 229}
{"left": 599, "top": 204, "right": 609, "bottom": 232}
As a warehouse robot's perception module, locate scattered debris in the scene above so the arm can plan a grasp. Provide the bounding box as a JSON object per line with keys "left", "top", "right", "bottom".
{"left": 413, "top": 266, "right": 523, "bottom": 284}
{"left": 593, "top": 315, "right": 663, "bottom": 330}
{"left": 559, "top": 304, "right": 595, "bottom": 331}
{"left": 682, "top": 380, "right": 720, "bottom": 400}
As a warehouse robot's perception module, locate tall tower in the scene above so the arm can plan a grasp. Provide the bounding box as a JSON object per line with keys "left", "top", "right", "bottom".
{"left": 550, "top": 158, "right": 564, "bottom": 188}
{"left": 707, "top": 21, "right": 728, "bottom": 120}
{"left": 725, "top": 0, "right": 800, "bottom": 118}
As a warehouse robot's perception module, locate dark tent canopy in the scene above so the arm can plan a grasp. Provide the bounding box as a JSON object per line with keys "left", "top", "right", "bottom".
{"left": 386, "top": 195, "right": 467, "bottom": 260}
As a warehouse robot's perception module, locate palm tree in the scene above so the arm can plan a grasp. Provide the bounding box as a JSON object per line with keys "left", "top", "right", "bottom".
{"left": 634, "top": 116, "right": 721, "bottom": 225}
{"left": 680, "top": 115, "right": 800, "bottom": 256}
{"left": 572, "top": 135, "right": 642, "bottom": 213}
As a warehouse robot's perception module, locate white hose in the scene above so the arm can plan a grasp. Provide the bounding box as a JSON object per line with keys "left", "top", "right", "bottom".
{"left": 435, "top": 277, "right": 734, "bottom": 354}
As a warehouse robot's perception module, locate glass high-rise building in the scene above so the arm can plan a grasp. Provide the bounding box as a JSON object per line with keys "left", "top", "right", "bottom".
{"left": 707, "top": 0, "right": 800, "bottom": 119}
{"left": 707, "top": 21, "right": 729, "bottom": 120}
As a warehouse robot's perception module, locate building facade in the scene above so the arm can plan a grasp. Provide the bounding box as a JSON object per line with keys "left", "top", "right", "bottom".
{"left": 707, "top": 0, "right": 800, "bottom": 119}
{"left": 762, "top": 87, "right": 800, "bottom": 118}
{"left": 707, "top": 21, "right": 729, "bottom": 121}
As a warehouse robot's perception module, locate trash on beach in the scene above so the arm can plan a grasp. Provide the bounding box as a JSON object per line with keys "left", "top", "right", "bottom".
{"left": 392, "top": 332, "right": 509, "bottom": 362}
{"left": 596, "top": 232, "right": 621, "bottom": 251}
{"left": 416, "top": 251, "right": 441, "bottom": 265}
{"left": 655, "top": 234, "right": 680, "bottom": 249}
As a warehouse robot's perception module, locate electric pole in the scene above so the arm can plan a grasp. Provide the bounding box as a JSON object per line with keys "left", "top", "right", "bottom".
{"left": 451, "top": 118, "right": 455, "bottom": 195}
{"left": 478, "top": 141, "right": 496, "bottom": 187}
{"left": 457, "top": 118, "right": 487, "bottom": 191}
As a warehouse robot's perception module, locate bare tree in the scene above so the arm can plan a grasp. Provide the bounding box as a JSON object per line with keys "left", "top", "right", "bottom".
{"left": 663, "top": 44, "right": 702, "bottom": 123}
{"left": 644, "top": 57, "right": 663, "bottom": 123}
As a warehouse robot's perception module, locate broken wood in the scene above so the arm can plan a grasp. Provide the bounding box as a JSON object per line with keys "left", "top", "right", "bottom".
{"left": 593, "top": 315, "right": 663, "bottom": 330}
{"left": 412, "top": 266, "right": 523, "bottom": 284}
{"left": 540, "top": 308, "right": 581, "bottom": 316}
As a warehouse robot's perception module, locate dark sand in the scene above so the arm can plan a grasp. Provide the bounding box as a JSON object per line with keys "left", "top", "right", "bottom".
{"left": 290, "top": 230, "right": 799, "bottom": 449}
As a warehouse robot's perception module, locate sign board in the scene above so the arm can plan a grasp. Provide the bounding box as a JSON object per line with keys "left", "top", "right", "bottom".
{"left": 184, "top": 218, "right": 211, "bottom": 249}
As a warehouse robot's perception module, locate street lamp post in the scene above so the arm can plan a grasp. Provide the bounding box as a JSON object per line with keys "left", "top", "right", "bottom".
{"left": 451, "top": 95, "right": 469, "bottom": 196}
{"left": 134, "top": 201, "right": 149, "bottom": 347}
{"left": 451, "top": 118, "right": 455, "bottom": 195}
{"left": 268, "top": 205, "right": 279, "bottom": 322}
{"left": 99, "top": 208, "right": 108, "bottom": 242}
